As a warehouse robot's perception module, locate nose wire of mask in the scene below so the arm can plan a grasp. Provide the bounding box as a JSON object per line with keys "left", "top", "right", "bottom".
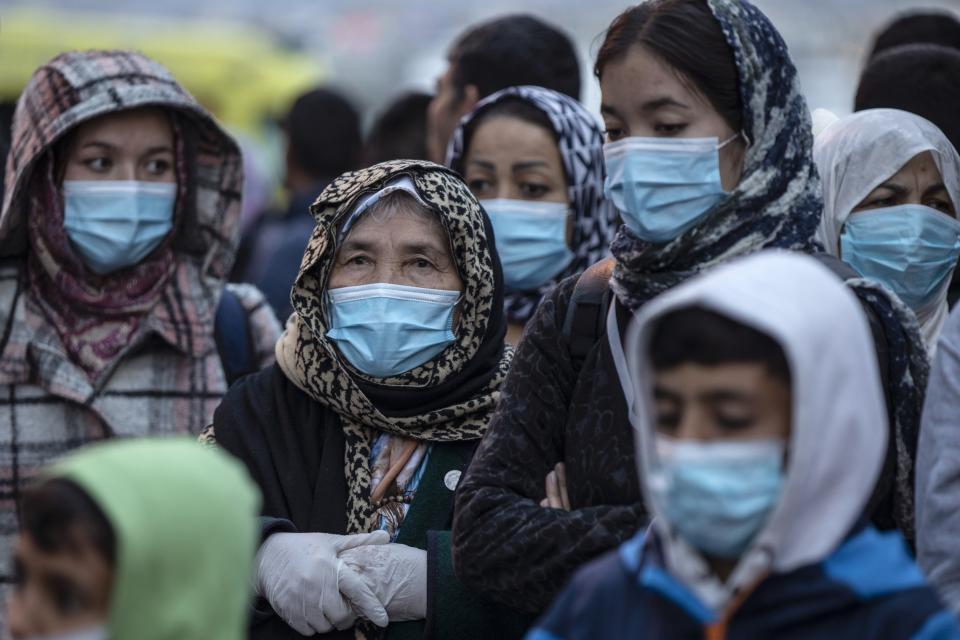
{"left": 326, "top": 282, "right": 460, "bottom": 378}
{"left": 840, "top": 204, "right": 960, "bottom": 312}
{"left": 602, "top": 135, "right": 734, "bottom": 243}
{"left": 481, "top": 199, "right": 574, "bottom": 291}
{"left": 62, "top": 180, "right": 177, "bottom": 275}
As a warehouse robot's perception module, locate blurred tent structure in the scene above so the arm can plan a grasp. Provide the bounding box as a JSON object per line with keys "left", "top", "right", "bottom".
{"left": 0, "top": 7, "right": 323, "bottom": 135}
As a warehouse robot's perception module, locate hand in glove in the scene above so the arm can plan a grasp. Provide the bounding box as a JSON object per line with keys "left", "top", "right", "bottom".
{"left": 254, "top": 531, "right": 391, "bottom": 635}
{"left": 339, "top": 542, "right": 428, "bottom": 622}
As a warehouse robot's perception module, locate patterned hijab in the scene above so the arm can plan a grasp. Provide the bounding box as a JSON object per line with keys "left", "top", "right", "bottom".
{"left": 447, "top": 86, "right": 619, "bottom": 324}
{"left": 609, "top": 0, "right": 822, "bottom": 311}
{"left": 275, "top": 159, "right": 513, "bottom": 534}
{"left": 2, "top": 50, "right": 243, "bottom": 380}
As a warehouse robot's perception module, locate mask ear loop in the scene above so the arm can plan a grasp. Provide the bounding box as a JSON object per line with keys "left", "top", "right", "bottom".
{"left": 718, "top": 130, "right": 752, "bottom": 150}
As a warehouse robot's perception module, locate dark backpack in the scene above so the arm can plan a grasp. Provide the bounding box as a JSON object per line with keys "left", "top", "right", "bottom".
{"left": 214, "top": 287, "right": 259, "bottom": 386}
{"left": 561, "top": 258, "right": 614, "bottom": 372}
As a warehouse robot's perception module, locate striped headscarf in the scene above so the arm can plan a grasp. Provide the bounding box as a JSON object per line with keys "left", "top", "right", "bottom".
{"left": 448, "top": 86, "right": 619, "bottom": 324}
{"left": 609, "top": 0, "right": 822, "bottom": 311}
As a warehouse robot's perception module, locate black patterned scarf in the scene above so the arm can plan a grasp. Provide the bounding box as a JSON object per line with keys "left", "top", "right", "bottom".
{"left": 275, "top": 159, "right": 512, "bottom": 535}
{"left": 447, "top": 86, "right": 619, "bottom": 324}
{"left": 608, "top": 0, "right": 822, "bottom": 310}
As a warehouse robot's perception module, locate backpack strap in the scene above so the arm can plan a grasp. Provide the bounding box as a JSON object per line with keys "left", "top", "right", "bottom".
{"left": 562, "top": 258, "right": 615, "bottom": 371}
{"left": 809, "top": 253, "right": 890, "bottom": 383}
{"left": 215, "top": 286, "right": 258, "bottom": 386}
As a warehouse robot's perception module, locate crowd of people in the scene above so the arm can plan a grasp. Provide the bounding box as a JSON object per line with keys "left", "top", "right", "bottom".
{"left": 2, "top": 0, "right": 960, "bottom": 638}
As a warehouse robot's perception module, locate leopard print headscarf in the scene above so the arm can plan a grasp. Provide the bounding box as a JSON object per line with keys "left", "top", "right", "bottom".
{"left": 276, "top": 159, "right": 512, "bottom": 534}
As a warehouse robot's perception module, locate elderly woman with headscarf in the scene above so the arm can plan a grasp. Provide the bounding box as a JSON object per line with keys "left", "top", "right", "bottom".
{"left": 0, "top": 50, "right": 280, "bottom": 598}
{"left": 452, "top": 0, "right": 929, "bottom": 619}
{"left": 447, "top": 85, "right": 619, "bottom": 345}
{"left": 815, "top": 108, "right": 960, "bottom": 352}
{"left": 208, "top": 159, "right": 527, "bottom": 639}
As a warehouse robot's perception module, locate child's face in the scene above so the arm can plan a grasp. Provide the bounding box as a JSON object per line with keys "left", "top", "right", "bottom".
{"left": 652, "top": 362, "right": 791, "bottom": 442}
{"left": 6, "top": 531, "right": 112, "bottom": 639}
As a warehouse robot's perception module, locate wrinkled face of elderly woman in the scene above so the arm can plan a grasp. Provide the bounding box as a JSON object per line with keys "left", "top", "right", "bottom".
{"left": 328, "top": 192, "right": 463, "bottom": 293}
{"left": 325, "top": 191, "right": 465, "bottom": 379}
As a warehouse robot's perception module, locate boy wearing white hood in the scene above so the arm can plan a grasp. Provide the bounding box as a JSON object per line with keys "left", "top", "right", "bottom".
{"left": 527, "top": 252, "right": 957, "bottom": 640}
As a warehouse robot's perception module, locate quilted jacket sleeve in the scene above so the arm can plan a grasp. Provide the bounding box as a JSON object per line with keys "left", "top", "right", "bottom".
{"left": 452, "top": 278, "right": 645, "bottom": 614}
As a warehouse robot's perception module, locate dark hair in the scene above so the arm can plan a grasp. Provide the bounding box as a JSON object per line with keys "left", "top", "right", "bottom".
{"left": 285, "top": 88, "right": 362, "bottom": 180}
{"left": 448, "top": 15, "right": 581, "bottom": 102}
{"left": 595, "top": 0, "right": 742, "bottom": 134}
{"left": 459, "top": 98, "right": 560, "bottom": 172}
{"left": 855, "top": 43, "right": 960, "bottom": 152}
{"left": 868, "top": 10, "right": 960, "bottom": 59}
{"left": 363, "top": 92, "right": 432, "bottom": 165}
{"left": 19, "top": 478, "right": 116, "bottom": 565}
{"left": 649, "top": 307, "right": 791, "bottom": 384}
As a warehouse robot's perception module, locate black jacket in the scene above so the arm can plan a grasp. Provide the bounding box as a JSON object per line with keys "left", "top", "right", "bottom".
{"left": 452, "top": 276, "right": 646, "bottom": 614}
{"left": 214, "top": 365, "right": 531, "bottom": 639}
{"left": 452, "top": 256, "right": 905, "bottom": 616}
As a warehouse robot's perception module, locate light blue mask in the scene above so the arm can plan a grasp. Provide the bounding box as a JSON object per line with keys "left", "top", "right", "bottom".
{"left": 482, "top": 199, "right": 574, "bottom": 291}
{"left": 650, "top": 437, "right": 784, "bottom": 559}
{"left": 603, "top": 135, "right": 737, "bottom": 243}
{"left": 841, "top": 204, "right": 960, "bottom": 312}
{"left": 63, "top": 180, "right": 176, "bottom": 274}
{"left": 326, "top": 283, "right": 459, "bottom": 378}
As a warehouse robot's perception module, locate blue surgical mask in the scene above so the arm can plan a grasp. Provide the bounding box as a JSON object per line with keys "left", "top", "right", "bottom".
{"left": 326, "top": 283, "right": 459, "bottom": 378}
{"left": 63, "top": 180, "right": 176, "bottom": 274}
{"left": 841, "top": 204, "right": 960, "bottom": 312}
{"left": 649, "top": 437, "right": 784, "bottom": 559}
{"left": 603, "top": 135, "right": 737, "bottom": 243}
{"left": 482, "top": 199, "right": 574, "bottom": 290}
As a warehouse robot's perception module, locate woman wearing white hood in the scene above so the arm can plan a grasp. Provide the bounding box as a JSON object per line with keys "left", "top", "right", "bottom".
{"left": 527, "top": 251, "right": 957, "bottom": 639}
{"left": 815, "top": 108, "right": 960, "bottom": 352}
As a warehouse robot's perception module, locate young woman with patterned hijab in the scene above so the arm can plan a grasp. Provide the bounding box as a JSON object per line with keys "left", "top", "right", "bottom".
{"left": 447, "top": 85, "right": 619, "bottom": 344}
{"left": 0, "top": 50, "right": 279, "bottom": 601}
{"left": 209, "top": 159, "right": 527, "bottom": 639}
{"left": 453, "top": 0, "right": 929, "bottom": 618}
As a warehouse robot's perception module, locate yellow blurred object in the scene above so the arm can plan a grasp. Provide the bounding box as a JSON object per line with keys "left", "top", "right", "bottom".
{"left": 0, "top": 8, "right": 323, "bottom": 134}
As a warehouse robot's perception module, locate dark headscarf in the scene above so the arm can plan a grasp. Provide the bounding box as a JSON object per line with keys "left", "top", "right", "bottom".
{"left": 448, "top": 85, "right": 619, "bottom": 323}
{"left": 609, "top": 0, "right": 821, "bottom": 311}
{"left": 275, "top": 159, "right": 512, "bottom": 534}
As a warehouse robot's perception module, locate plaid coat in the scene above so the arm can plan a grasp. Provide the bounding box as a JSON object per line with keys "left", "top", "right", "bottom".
{"left": 0, "top": 50, "right": 281, "bottom": 590}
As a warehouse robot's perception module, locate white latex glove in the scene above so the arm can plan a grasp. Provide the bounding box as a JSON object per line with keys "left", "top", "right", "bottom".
{"left": 254, "top": 531, "right": 391, "bottom": 635}
{"left": 339, "top": 543, "right": 428, "bottom": 622}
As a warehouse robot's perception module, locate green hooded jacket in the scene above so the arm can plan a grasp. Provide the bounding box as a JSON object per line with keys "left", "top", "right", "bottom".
{"left": 50, "top": 437, "right": 260, "bottom": 640}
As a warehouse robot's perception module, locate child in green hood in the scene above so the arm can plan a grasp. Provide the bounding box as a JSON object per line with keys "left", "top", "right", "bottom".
{"left": 6, "top": 438, "right": 260, "bottom": 640}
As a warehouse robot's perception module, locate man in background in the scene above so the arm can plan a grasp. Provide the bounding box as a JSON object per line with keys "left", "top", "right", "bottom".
{"left": 426, "top": 14, "right": 581, "bottom": 164}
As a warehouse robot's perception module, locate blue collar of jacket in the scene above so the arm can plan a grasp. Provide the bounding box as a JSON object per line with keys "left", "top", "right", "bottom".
{"left": 620, "top": 524, "right": 926, "bottom": 625}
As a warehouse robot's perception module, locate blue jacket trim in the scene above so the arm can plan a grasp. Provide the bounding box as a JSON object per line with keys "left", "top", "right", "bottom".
{"left": 823, "top": 527, "right": 926, "bottom": 599}
{"left": 619, "top": 528, "right": 715, "bottom": 624}
{"left": 619, "top": 530, "right": 646, "bottom": 572}
{"left": 526, "top": 628, "right": 564, "bottom": 640}
{"left": 639, "top": 564, "right": 716, "bottom": 624}
{"left": 910, "top": 610, "right": 960, "bottom": 640}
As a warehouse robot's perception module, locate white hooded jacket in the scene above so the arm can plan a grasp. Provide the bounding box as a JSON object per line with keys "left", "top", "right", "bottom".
{"left": 621, "top": 251, "right": 889, "bottom": 612}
